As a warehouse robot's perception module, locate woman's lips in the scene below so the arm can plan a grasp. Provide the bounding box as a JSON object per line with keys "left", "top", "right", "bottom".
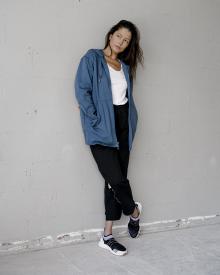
{"left": 115, "top": 45, "right": 121, "bottom": 50}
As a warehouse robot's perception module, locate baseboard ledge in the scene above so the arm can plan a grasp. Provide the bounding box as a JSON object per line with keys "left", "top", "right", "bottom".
{"left": 1, "top": 213, "right": 219, "bottom": 256}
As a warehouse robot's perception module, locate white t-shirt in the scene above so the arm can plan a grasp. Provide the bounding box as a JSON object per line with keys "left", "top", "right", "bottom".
{"left": 107, "top": 62, "right": 128, "bottom": 105}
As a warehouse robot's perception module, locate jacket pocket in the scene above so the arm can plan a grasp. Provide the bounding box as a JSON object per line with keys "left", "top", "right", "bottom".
{"left": 89, "top": 115, "right": 100, "bottom": 127}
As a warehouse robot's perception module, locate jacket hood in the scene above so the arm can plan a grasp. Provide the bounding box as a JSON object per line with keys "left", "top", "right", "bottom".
{"left": 88, "top": 48, "right": 128, "bottom": 67}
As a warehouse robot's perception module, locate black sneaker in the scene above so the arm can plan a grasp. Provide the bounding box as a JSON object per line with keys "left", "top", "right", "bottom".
{"left": 98, "top": 237, "right": 127, "bottom": 256}
{"left": 128, "top": 202, "right": 142, "bottom": 238}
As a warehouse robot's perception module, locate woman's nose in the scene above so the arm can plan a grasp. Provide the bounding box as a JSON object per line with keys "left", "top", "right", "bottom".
{"left": 119, "top": 39, "right": 123, "bottom": 46}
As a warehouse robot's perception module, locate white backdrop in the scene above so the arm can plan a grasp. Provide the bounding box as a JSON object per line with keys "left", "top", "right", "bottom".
{"left": 0, "top": 0, "right": 220, "bottom": 243}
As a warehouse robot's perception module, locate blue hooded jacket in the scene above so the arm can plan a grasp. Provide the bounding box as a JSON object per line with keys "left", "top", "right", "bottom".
{"left": 74, "top": 49, "right": 138, "bottom": 151}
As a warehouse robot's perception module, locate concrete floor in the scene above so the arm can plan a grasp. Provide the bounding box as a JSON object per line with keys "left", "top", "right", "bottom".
{"left": 0, "top": 222, "right": 220, "bottom": 275}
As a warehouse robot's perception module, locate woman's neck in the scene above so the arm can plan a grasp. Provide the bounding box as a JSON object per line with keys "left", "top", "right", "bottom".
{"left": 103, "top": 46, "right": 118, "bottom": 60}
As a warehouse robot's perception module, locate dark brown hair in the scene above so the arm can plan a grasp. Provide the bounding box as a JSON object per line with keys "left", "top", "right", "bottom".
{"left": 103, "top": 20, "right": 144, "bottom": 79}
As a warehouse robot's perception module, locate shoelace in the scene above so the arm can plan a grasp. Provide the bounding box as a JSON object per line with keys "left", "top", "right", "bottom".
{"left": 106, "top": 238, "right": 118, "bottom": 248}
{"left": 129, "top": 218, "right": 139, "bottom": 226}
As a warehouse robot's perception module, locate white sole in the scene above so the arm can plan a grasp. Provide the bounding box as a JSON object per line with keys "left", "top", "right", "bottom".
{"left": 98, "top": 238, "right": 127, "bottom": 256}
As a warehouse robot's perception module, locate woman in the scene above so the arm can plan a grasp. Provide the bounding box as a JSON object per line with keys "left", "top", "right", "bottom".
{"left": 75, "top": 20, "right": 144, "bottom": 256}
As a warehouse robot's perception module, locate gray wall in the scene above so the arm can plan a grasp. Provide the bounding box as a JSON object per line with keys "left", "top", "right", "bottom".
{"left": 1, "top": 0, "right": 220, "bottom": 243}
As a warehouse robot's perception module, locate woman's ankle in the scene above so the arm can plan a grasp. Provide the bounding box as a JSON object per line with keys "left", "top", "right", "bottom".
{"left": 104, "top": 227, "right": 112, "bottom": 236}
{"left": 131, "top": 206, "right": 139, "bottom": 219}
{"left": 104, "top": 232, "right": 112, "bottom": 236}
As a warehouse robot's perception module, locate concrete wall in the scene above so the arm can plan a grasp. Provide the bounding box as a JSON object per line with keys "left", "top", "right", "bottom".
{"left": 1, "top": 0, "right": 220, "bottom": 244}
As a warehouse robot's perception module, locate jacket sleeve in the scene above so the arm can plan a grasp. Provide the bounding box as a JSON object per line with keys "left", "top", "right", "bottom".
{"left": 74, "top": 55, "right": 98, "bottom": 123}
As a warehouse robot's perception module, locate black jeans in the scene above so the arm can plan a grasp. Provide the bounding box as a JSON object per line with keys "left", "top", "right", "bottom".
{"left": 90, "top": 102, "right": 136, "bottom": 221}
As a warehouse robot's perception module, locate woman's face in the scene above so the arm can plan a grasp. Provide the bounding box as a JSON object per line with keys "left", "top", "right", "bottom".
{"left": 109, "top": 27, "right": 132, "bottom": 54}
